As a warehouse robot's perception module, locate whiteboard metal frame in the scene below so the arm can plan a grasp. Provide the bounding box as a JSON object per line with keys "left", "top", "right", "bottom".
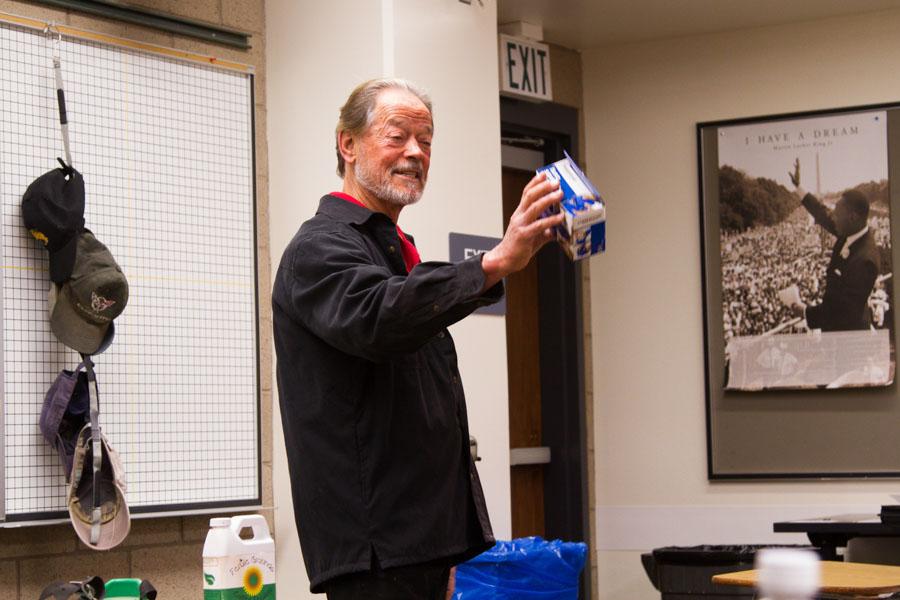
{"left": 0, "top": 15, "right": 262, "bottom": 522}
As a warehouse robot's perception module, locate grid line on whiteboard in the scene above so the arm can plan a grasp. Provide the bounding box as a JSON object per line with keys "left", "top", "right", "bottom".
{"left": 0, "top": 22, "right": 259, "bottom": 516}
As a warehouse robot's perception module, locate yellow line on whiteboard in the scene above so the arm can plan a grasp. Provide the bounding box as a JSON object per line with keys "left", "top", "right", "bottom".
{"left": 0, "top": 11, "right": 252, "bottom": 73}
{"left": 133, "top": 274, "right": 254, "bottom": 288}
{"left": 1, "top": 264, "right": 44, "bottom": 272}
{"left": 2, "top": 265, "right": 253, "bottom": 288}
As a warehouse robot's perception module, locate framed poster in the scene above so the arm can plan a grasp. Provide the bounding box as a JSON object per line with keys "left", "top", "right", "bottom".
{"left": 698, "top": 103, "right": 900, "bottom": 479}
{"left": 702, "top": 107, "right": 894, "bottom": 391}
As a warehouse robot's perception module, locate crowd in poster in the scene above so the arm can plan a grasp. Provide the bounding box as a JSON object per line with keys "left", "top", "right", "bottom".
{"left": 716, "top": 110, "right": 894, "bottom": 390}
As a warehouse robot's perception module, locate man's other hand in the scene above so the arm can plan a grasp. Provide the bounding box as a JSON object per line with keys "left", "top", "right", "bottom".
{"left": 481, "top": 172, "right": 564, "bottom": 290}
{"left": 789, "top": 158, "right": 807, "bottom": 197}
{"left": 789, "top": 158, "right": 801, "bottom": 188}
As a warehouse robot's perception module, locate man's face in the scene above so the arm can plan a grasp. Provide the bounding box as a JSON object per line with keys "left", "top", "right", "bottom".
{"left": 834, "top": 196, "right": 862, "bottom": 237}
{"left": 353, "top": 88, "right": 433, "bottom": 207}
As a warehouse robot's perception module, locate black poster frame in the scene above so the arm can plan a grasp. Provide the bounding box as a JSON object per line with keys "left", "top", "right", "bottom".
{"left": 698, "top": 101, "right": 900, "bottom": 480}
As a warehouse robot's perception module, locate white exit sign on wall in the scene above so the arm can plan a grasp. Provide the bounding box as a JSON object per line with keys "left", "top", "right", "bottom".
{"left": 498, "top": 33, "right": 552, "bottom": 102}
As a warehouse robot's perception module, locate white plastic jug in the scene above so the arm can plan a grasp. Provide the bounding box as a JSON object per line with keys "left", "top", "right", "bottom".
{"left": 203, "top": 515, "right": 276, "bottom": 599}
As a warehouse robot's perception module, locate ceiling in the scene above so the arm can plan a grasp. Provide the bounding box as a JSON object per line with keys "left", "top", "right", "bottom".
{"left": 496, "top": 0, "right": 900, "bottom": 50}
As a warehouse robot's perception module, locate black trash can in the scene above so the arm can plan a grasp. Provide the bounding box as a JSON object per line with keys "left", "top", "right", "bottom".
{"left": 641, "top": 545, "right": 819, "bottom": 600}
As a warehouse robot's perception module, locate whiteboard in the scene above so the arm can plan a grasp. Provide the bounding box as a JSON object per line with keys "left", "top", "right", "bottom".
{"left": 0, "top": 20, "right": 259, "bottom": 520}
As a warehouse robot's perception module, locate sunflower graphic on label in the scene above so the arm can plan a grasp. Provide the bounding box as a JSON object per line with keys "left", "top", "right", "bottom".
{"left": 203, "top": 553, "right": 276, "bottom": 600}
{"left": 242, "top": 566, "right": 264, "bottom": 597}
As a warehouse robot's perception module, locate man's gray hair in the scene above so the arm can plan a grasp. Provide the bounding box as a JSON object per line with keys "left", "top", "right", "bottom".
{"left": 335, "top": 78, "right": 433, "bottom": 177}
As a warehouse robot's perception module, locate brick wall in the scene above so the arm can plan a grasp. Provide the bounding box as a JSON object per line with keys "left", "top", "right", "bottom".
{"left": 0, "top": 1, "right": 270, "bottom": 598}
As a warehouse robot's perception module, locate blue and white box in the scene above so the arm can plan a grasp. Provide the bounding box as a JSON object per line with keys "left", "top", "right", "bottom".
{"left": 537, "top": 151, "right": 606, "bottom": 261}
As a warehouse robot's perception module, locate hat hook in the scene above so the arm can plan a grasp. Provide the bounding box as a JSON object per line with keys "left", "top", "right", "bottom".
{"left": 42, "top": 22, "right": 61, "bottom": 40}
{"left": 80, "top": 352, "right": 94, "bottom": 368}
{"left": 43, "top": 22, "right": 62, "bottom": 59}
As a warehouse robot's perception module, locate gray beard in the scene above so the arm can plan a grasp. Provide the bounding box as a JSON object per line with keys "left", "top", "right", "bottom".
{"left": 355, "top": 154, "right": 424, "bottom": 207}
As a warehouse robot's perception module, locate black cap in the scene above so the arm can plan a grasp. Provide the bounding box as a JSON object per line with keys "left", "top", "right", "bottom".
{"left": 22, "top": 161, "right": 85, "bottom": 283}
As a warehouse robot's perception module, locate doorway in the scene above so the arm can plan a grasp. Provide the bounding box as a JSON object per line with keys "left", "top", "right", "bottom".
{"left": 503, "top": 166, "right": 545, "bottom": 536}
{"left": 501, "top": 97, "right": 590, "bottom": 597}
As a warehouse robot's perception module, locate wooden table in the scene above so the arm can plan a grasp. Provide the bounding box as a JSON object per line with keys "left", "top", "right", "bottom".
{"left": 712, "top": 561, "right": 900, "bottom": 598}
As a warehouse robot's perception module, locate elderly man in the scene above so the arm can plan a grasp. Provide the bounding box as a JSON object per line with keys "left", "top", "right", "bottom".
{"left": 273, "top": 78, "right": 563, "bottom": 599}
{"left": 789, "top": 160, "right": 879, "bottom": 331}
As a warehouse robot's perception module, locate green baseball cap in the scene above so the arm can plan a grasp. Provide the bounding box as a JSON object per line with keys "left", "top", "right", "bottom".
{"left": 49, "top": 230, "right": 128, "bottom": 355}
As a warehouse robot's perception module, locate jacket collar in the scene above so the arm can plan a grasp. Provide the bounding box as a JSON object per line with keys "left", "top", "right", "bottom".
{"left": 844, "top": 225, "right": 869, "bottom": 248}
{"left": 839, "top": 225, "right": 869, "bottom": 258}
{"left": 317, "top": 193, "right": 417, "bottom": 247}
{"left": 317, "top": 194, "right": 416, "bottom": 243}
{"left": 317, "top": 194, "right": 381, "bottom": 226}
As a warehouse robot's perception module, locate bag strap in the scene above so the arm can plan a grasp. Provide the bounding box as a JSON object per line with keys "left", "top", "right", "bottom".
{"left": 80, "top": 353, "right": 102, "bottom": 545}
{"left": 46, "top": 25, "right": 73, "bottom": 168}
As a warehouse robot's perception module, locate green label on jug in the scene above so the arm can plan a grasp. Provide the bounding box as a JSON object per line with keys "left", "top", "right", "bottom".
{"left": 203, "top": 583, "right": 275, "bottom": 600}
{"left": 203, "top": 552, "right": 275, "bottom": 599}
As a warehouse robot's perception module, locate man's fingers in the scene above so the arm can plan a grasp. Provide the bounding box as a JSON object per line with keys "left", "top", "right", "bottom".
{"left": 523, "top": 212, "right": 565, "bottom": 237}
{"left": 519, "top": 172, "right": 550, "bottom": 202}
{"left": 522, "top": 180, "right": 558, "bottom": 210}
{"left": 521, "top": 171, "right": 546, "bottom": 196}
{"left": 521, "top": 178, "right": 559, "bottom": 210}
{"left": 522, "top": 188, "right": 563, "bottom": 222}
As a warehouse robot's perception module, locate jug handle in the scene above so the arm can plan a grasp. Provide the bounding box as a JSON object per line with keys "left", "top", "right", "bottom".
{"left": 229, "top": 514, "right": 270, "bottom": 540}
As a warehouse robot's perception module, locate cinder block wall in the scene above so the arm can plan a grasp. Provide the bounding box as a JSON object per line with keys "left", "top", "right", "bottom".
{"left": 0, "top": 1, "right": 271, "bottom": 598}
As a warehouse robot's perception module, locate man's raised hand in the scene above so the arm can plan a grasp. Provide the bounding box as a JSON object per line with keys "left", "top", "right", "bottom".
{"left": 480, "top": 172, "right": 564, "bottom": 290}
{"left": 789, "top": 158, "right": 801, "bottom": 188}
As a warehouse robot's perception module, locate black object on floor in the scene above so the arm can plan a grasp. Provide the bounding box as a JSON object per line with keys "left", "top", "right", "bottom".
{"left": 38, "top": 575, "right": 104, "bottom": 600}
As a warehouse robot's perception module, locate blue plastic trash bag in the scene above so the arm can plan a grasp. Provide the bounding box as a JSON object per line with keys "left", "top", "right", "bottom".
{"left": 454, "top": 537, "right": 587, "bottom": 599}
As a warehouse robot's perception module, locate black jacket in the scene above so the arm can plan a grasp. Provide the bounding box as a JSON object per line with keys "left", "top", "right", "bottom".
{"left": 802, "top": 193, "right": 879, "bottom": 331}
{"left": 272, "top": 195, "right": 500, "bottom": 591}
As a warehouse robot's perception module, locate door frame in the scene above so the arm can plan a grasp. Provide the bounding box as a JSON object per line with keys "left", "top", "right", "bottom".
{"left": 500, "top": 97, "right": 591, "bottom": 598}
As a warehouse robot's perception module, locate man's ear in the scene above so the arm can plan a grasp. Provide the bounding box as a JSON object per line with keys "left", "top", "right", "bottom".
{"left": 337, "top": 131, "right": 357, "bottom": 167}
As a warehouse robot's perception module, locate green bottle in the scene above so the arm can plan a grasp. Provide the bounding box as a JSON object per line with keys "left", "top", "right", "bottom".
{"left": 105, "top": 578, "right": 155, "bottom": 600}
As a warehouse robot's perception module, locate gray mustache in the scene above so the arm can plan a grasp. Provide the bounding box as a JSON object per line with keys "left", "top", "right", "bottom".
{"left": 392, "top": 161, "right": 423, "bottom": 178}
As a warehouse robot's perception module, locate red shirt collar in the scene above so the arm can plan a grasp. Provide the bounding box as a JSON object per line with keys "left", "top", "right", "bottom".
{"left": 330, "top": 192, "right": 421, "bottom": 272}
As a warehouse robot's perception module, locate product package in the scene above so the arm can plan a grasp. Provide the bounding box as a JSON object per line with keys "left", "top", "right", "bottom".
{"left": 537, "top": 151, "right": 606, "bottom": 261}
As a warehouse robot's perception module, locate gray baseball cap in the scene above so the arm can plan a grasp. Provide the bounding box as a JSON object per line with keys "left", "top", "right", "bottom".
{"left": 68, "top": 424, "right": 130, "bottom": 550}
{"left": 49, "top": 231, "right": 128, "bottom": 355}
